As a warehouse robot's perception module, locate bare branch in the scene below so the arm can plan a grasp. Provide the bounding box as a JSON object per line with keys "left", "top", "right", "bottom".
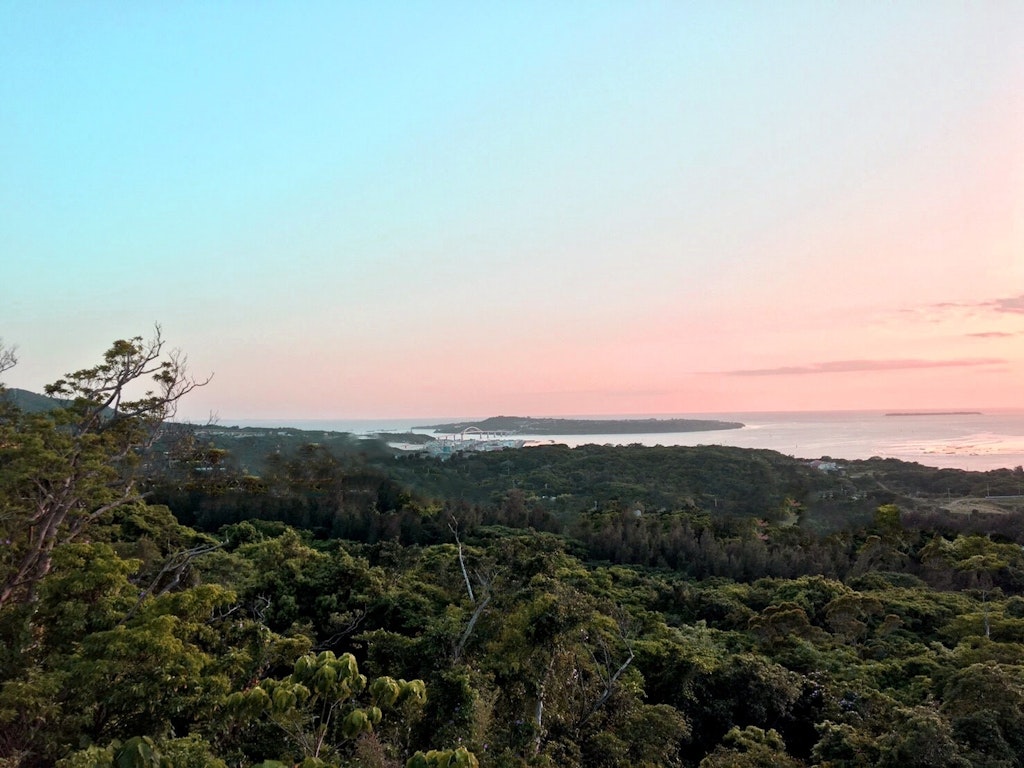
{"left": 586, "top": 647, "right": 634, "bottom": 719}
{"left": 0, "top": 340, "right": 16, "bottom": 378}
{"left": 210, "top": 603, "right": 243, "bottom": 623}
{"left": 449, "top": 517, "right": 475, "bottom": 604}
{"left": 0, "top": 328, "right": 210, "bottom": 609}
{"left": 313, "top": 609, "right": 368, "bottom": 651}
{"left": 251, "top": 594, "right": 272, "bottom": 623}
{"left": 45, "top": 326, "right": 212, "bottom": 436}
{"left": 576, "top": 608, "right": 636, "bottom": 729}
{"left": 120, "top": 542, "right": 223, "bottom": 624}
{"left": 453, "top": 593, "right": 491, "bottom": 662}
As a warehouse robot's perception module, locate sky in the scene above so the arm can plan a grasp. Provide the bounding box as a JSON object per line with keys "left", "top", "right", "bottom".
{"left": 1, "top": 2, "right": 1023, "bottom": 420}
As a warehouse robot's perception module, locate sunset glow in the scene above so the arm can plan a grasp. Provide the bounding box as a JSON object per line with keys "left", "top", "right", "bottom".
{"left": 2, "top": 3, "right": 1022, "bottom": 420}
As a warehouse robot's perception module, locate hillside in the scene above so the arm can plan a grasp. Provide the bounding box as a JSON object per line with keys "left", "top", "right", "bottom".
{"left": 6, "top": 373, "right": 1024, "bottom": 767}
{"left": 1, "top": 387, "right": 66, "bottom": 413}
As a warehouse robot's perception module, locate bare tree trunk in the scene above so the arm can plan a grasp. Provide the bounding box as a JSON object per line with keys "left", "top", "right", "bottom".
{"left": 449, "top": 518, "right": 474, "bottom": 603}
{"left": 453, "top": 594, "right": 491, "bottom": 661}
{"left": 588, "top": 650, "right": 634, "bottom": 719}
{"left": 533, "top": 658, "right": 555, "bottom": 756}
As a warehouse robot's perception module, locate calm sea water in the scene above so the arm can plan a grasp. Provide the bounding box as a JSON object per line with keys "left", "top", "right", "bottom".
{"left": 224, "top": 410, "right": 1024, "bottom": 472}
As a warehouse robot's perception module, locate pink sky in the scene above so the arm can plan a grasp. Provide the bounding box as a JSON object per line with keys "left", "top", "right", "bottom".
{"left": 2, "top": 3, "right": 1022, "bottom": 419}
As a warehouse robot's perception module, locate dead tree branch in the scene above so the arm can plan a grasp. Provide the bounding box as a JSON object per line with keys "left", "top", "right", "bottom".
{"left": 120, "top": 542, "right": 223, "bottom": 624}
{"left": 449, "top": 517, "right": 475, "bottom": 604}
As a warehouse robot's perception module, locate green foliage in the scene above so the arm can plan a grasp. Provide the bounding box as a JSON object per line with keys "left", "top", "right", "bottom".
{"left": 812, "top": 721, "right": 881, "bottom": 767}
{"left": 1, "top": 330, "right": 204, "bottom": 608}
{"left": 873, "top": 503, "right": 904, "bottom": 535}
{"left": 57, "top": 736, "right": 227, "bottom": 768}
{"left": 229, "top": 650, "right": 428, "bottom": 764}
{"left": 699, "top": 726, "right": 802, "bottom": 767}
{"left": 941, "top": 661, "right": 1024, "bottom": 762}
{"left": 13, "top": 335, "right": 1024, "bottom": 768}
{"left": 405, "top": 746, "right": 479, "bottom": 768}
{"left": 877, "top": 708, "right": 972, "bottom": 768}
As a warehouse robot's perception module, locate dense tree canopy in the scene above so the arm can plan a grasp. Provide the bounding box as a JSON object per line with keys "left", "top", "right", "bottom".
{"left": 3, "top": 335, "right": 1024, "bottom": 767}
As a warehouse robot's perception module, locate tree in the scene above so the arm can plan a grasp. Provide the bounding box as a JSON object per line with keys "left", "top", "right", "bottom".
{"left": 699, "top": 726, "right": 802, "bottom": 768}
{"left": 873, "top": 504, "right": 903, "bottom": 537}
{"left": 877, "top": 708, "right": 971, "bottom": 768}
{"left": 228, "top": 651, "right": 434, "bottom": 765}
{"left": 0, "top": 339, "right": 15, "bottom": 379}
{"left": 942, "top": 662, "right": 1024, "bottom": 765}
{"left": 0, "top": 329, "right": 208, "bottom": 607}
{"left": 56, "top": 735, "right": 227, "bottom": 768}
{"left": 405, "top": 747, "right": 478, "bottom": 768}
{"left": 0, "top": 542, "right": 237, "bottom": 764}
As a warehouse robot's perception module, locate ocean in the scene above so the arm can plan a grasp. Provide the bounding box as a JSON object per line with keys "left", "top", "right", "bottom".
{"left": 222, "top": 409, "right": 1024, "bottom": 473}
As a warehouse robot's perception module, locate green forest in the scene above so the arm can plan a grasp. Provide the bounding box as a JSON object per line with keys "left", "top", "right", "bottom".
{"left": 3, "top": 335, "right": 1024, "bottom": 768}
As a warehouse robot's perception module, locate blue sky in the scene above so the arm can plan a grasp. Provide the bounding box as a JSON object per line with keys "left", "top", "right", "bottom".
{"left": 2, "top": 2, "right": 1022, "bottom": 419}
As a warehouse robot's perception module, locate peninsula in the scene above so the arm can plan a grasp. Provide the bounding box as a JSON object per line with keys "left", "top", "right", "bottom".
{"left": 415, "top": 415, "right": 744, "bottom": 435}
{"left": 885, "top": 411, "right": 983, "bottom": 417}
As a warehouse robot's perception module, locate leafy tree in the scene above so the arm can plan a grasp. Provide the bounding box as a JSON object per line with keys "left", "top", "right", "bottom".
{"left": 877, "top": 708, "right": 971, "bottom": 768}
{"left": 873, "top": 504, "right": 904, "bottom": 537}
{"left": 229, "top": 651, "right": 432, "bottom": 765}
{"left": 0, "top": 543, "right": 238, "bottom": 763}
{"left": 941, "top": 661, "right": 1024, "bottom": 766}
{"left": 405, "top": 747, "right": 478, "bottom": 768}
{"left": 824, "top": 592, "right": 883, "bottom": 645}
{"left": 56, "top": 735, "right": 226, "bottom": 768}
{"left": 811, "top": 721, "right": 881, "bottom": 767}
{"left": 0, "top": 329, "right": 206, "bottom": 607}
{"left": 699, "top": 726, "right": 802, "bottom": 768}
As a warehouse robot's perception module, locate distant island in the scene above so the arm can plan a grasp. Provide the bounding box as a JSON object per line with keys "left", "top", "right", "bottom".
{"left": 885, "top": 411, "right": 983, "bottom": 417}
{"left": 415, "top": 415, "right": 744, "bottom": 435}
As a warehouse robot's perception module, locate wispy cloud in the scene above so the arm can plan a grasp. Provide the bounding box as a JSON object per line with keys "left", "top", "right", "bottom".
{"left": 886, "top": 294, "right": 1024, "bottom": 329}
{"left": 967, "top": 331, "right": 1017, "bottom": 338}
{"left": 723, "top": 358, "right": 1005, "bottom": 377}
{"left": 991, "top": 295, "right": 1024, "bottom": 314}
{"left": 921, "top": 294, "right": 1024, "bottom": 315}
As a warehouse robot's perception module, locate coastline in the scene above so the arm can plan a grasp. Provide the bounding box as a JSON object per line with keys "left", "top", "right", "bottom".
{"left": 218, "top": 410, "right": 1024, "bottom": 473}
{"left": 885, "top": 411, "right": 983, "bottom": 417}
{"left": 414, "top": 415, "right": 744, "bottom": 435}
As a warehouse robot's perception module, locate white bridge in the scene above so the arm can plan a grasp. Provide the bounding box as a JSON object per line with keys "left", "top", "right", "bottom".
{"left": 425, "top": 426, "right": 524, "bottom": 457}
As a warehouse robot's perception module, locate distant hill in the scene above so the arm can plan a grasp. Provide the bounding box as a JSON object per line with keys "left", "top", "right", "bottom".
{"left": 415, "top": 415, "right": 744, "bottom": 435}
{"left": 885, "top": 411, "right": 983, "bottom": 416}
{"left": 1, "top": 387, "right": 68, "bottom": 413}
